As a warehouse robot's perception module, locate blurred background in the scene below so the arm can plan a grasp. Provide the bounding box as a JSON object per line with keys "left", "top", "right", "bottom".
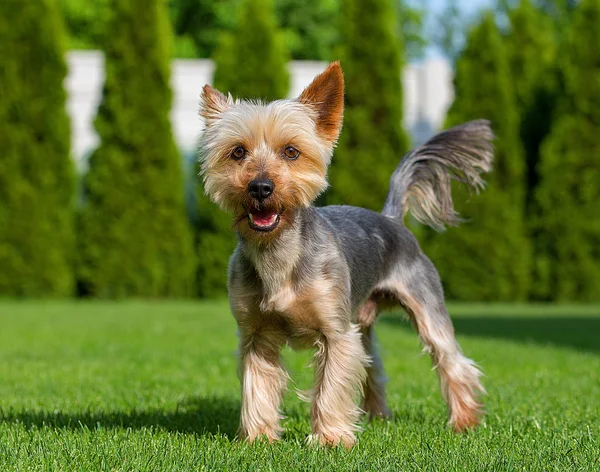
{"left": 1, "top": 0, "right": 598, "bottom": 302}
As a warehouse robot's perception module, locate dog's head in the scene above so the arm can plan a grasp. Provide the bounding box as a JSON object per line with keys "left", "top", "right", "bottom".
{"left": 198, "top": 62, "right": 344, "bottom": 241}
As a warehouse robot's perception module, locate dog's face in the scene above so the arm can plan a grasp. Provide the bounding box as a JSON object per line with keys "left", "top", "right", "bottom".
{"left": 198, "top": 62, "right": 344, "bottom": 241}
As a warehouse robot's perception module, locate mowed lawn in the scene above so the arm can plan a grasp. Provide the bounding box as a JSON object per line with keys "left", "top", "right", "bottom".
{"left": 0, "top": 301, "right": 598, "bottom": 471}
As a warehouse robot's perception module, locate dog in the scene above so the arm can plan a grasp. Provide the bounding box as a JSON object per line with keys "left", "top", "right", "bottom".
{"left": 198, "top": 62, "right": 493, "bottom": 448}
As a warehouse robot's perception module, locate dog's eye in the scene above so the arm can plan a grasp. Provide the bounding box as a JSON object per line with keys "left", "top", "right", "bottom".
{"left": 283, "top": 146, "right": 300, "bottom": 160}
{"left": 231, "top": 146, "right": 246, "bottom": 160}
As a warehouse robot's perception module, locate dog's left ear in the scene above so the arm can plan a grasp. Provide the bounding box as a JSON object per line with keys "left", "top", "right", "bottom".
{"left": 199, "top": 84, "right": 233, "bottom": 124}
{"left": 298, "top": 61, "right": 344, "bottom": 144}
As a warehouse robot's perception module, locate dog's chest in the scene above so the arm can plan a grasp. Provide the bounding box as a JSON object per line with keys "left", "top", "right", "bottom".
{"left": 243, "top": 239, "right": 340, "bottom": 337}
{"left": 259, "top": 277, "right": 296, "bottom": 313}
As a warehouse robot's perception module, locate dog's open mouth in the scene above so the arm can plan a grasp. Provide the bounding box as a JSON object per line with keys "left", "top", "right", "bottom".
{"left": 248, "top": 208, "right": 280, "bottom": 232}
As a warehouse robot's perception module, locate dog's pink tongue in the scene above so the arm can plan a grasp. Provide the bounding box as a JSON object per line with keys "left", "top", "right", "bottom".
{"left": 251, "top": 210, "right": 277, "bottom": 226}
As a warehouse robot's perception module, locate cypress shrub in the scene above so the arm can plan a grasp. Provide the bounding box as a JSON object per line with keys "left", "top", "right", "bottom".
{"left": 506, "top": 0, "right": 557, "bottom": 211}
{"left": 195, "top": 0, "right": 289, "bottom": 296}
{"left": 505, "top": 0, "right": 559, "bottom": 300}
{"left": 212, "top": 0, "right": 289, "bottom": 100}
{"left": 77, "top": 0, "right": 195, "bottom": 298}
{"left": 535, "top": 0, "right": 600, "bottom": 301}
{"left": 327, "top": 0, "right": 409, "bottom": 211}
{"left": 0, "top": 0, "right": 75, "bottom": 296}
{"left": 424, "top": 13, "right": 530, "bottom": 301}
{"left": 195, "top": 185, "right": 237, "bottom": 298}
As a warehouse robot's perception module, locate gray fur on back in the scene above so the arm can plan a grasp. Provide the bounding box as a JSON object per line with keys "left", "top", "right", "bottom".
{"left": 311, "top": 205, "right": 422, "bottom": 310}
{"left": 382, "top": 120, "right": 494, "bottom": 231}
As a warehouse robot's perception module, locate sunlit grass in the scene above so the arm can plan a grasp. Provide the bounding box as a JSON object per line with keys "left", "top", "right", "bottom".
{"left": 0, "top": 301, "right": 598, "bottom": 471}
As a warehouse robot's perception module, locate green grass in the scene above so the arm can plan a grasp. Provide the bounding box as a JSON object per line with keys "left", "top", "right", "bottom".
{"left": 0, "top": 301, "right": 598, "bottom": 471}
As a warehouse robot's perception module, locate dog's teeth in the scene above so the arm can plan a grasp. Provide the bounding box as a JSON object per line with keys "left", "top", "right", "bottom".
{"left": 249, "top": 213, "right": 254, "bottom": 223}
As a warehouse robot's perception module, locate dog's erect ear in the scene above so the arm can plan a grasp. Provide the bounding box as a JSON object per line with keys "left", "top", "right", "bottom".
{"left": 298, "top": 61, "right": 344, "bottom": 143}
{"left": 199, "top": 84, "right": 233, "bottom": 123}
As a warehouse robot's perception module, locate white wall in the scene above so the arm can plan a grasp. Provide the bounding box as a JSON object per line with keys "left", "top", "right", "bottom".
{"left": 65, "top": 51, "right": 454, "bottom": 168}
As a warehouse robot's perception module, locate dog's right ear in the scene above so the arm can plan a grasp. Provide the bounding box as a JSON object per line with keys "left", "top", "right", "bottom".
{"left": 298, "top": 61, "right": 345, "bottom": 144}
{"left": 199, "top": 85, "right": 232, "bottom": 124}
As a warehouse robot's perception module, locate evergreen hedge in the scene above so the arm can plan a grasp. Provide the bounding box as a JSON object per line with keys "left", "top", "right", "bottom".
{"left": 0, "top": 0, "right": 75, "bottom": 296}
{"left": 196, "top": 0, "right": 289, "bottom": 296}
{"left": 424, "top": 13, "right": 530, "bottom": 301}
{"left": 535, "top": 0, "right": 600, "bottom": 301}
{"left": 505, "top": 0, "right": 559, "bottom": 300}
{"left": 327, "top": 0, "right": 409, "bottom": 211}
{"left": 77, "top": 0, "right": 195, "bottom": 297}
{"left": 212, "top": 0, "right": 289, "bottom": 100}
{"left": 195, "top": 185, "right": 237, "bottom": 298}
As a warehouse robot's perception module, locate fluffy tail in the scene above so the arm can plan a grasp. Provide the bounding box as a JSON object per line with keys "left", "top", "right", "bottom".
{"left": 382, "top": 120, "right": 494, "bottom": 231}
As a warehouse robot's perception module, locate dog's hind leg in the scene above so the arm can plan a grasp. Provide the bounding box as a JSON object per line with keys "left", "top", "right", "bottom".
{"left": 360, "top": 324, "right": 392, "bottom": 419}
{"left": 381, "top": 255, "right": 485, "bottom": 431}
{"left": 357, "top": 299, "right": 391, "bottom": 419}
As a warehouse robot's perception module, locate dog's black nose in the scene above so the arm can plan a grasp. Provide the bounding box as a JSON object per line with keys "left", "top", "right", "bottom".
{"left": 248, "top": 178, "right": 274, "bottom": 201}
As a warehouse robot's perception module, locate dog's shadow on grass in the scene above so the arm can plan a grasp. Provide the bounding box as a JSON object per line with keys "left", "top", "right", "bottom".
{"left": 0, "top": 395, "right": 240, "bottom": 439}
{"left": 380, "top": 313, "right": 600, "bottom": 354}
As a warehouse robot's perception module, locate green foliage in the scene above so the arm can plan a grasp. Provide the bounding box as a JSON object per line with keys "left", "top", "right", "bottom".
{"left": 77, "top": 0, "right": 195, "bottom": 298}
{"left": 0, "top": 0, "right": 75, "bottom": 296}
{"left": 195, "top": 186, "right": 237, "bottom": 298}
{"left": 534, "top": 0, "right": 600, "bottom": 301}
{"left": 394, "top": 1, "right": 427, "bottom": 61}
{"left": 59, "top": 0, "right": 110, "bottom": 49}
{"left": 171, "top": 0, "right": 239, "bottom": 58}
{"left": 424, "top": 13, "right": 530, "bottom": 301}
{"left": 196, "top": 0, "right": 289, "bottom": 297}
{"left": 213, "top": 0, "right": 289, "bottom": 100}
{"left": 504, "top": 0, "right": 560, "bottom": 300}
{"left": 506, "top": 0, "right": 558, "bottom": 192}
{"left": 432, "top": 0, "right": 467, "bottom": 60}
{"left": 327, "top": 0, "right": 409, "bottom": 211}
{"left": 173, "top": 0, "right": 340, "bottom": 61}
{"left": 64, "top": 0, "right": 425, "bottom": 61}
{"left": 276, "top": 0, "right": 339, "bottom": 60}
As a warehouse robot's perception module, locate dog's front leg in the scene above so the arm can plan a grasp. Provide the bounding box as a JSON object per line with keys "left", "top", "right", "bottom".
{"left": 309, "top": 324, "right": 369, "bottom": 448}
{"left": 237, "top": 325, "right": 288, "bottom": 443}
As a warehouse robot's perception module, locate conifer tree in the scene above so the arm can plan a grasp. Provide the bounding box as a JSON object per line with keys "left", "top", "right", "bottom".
{"left": 505, "top": 0, "right": 559, "bottom": 299}
{"left": 196, "top": 0, "right": 289, "bottom": 296}
{"left": 195, "top": 186, "right": 237, "bottom": 298}
{"left": 506, "top": 0, "right": 557, "bottom": 208}
{"left": 424, "top": 13, "right": 530, "bottom": 301}
{"left": 212, "top": 0, "right": 289, "bottom": 100}
{"left": 327, "top": 0, "right": 409, "bottom": 211}
{"left": 78, "top": 0, "right": 195, "bottom": 297}
{"left": 0, "top": 0, "right": 75, "bottom": 296}
{"left": 535, "top": 0, "right": 600, "bottom": 301}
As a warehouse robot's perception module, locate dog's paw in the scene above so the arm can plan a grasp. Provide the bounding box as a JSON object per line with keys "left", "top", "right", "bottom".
{"left": 240, "top": 426, "right": 281, "bottom": 444}
{"left": 363, "top": 398, "right": 393, "bottom": 420}
{"left": 449, "top": 406, "right": 482, "bottom": 432}
{"left": 306, "top": 432, "right": 356, "bottom": 450}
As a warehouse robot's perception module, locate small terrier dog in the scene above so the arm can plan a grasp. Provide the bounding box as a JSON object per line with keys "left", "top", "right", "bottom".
{"left": 198, "top": 62, "right": 493, "bottom": 448}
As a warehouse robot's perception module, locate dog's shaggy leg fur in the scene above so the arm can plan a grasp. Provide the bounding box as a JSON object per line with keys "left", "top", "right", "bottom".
{"left": 409, "top": 305, "right": 484, "bottom": 431}
{"left": 238, "top": 327, "right": 288, "bottom": 442}
{"left": 308, "top": 325, "right": 369, "bottom": 448}
{"left": 360, "top": 324, "right": 392, "bottom": 419}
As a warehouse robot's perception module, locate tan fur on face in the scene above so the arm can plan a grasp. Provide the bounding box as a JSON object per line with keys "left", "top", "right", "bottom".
{"left": 199, "top": 100, "right": 331, "bottom": 240}
{"left": 198, "top": 63, "right": 344, "bottom": 243}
